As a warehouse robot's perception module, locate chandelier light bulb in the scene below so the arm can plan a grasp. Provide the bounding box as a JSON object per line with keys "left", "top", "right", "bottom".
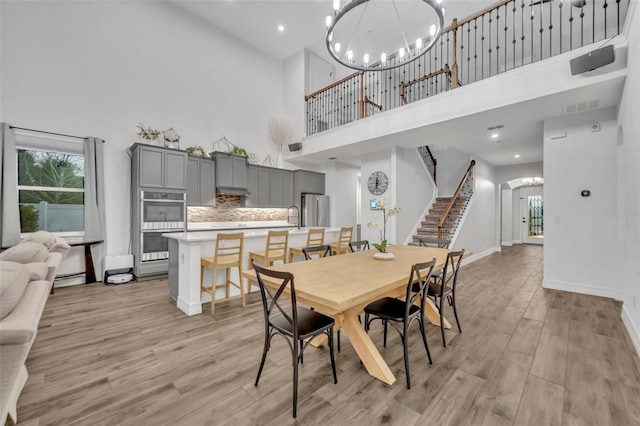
{"left": 363, "top": 53, "right": 369, "bottom": 65}
{"left": 380, "top": 53, "right": 387, "bottom": 63}
{"left": 436, "top": 0, "right": 443, "bottom": 3}
{"left": 333, "top": 0, "right": 340, "bottom": 12}
{"left": 416, "top": 38, "right": 423, "bottom": 50}
{"left": 347, "top": 50, "right": 353, "bottom": 62}
{"left": 326, "top": 15, "right": 332, "bottom": 28}
{"left": 399, "top": 47, "right": 405, "bottom": 59}
{"left": 430, "top": 24, "right": 437, "bottom": 37}
{"left": 334, "top": 42, "right": 341, "bottom": 53}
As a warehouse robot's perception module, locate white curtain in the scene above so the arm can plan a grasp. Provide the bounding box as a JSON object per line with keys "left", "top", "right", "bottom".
{"left": 84, "top": 137, "right": 105, "bottom": 241}
{"left": 0, "top": 123, "right": 20, "bottom": 247}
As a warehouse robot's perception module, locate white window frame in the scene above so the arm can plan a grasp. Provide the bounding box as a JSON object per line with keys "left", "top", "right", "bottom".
{"left": 15, "top": 130, "right": 86, "bottom": 239}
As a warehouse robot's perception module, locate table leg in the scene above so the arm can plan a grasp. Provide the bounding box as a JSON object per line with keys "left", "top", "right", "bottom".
{"left": 342, "top": 313, "right": 396, "bottom": 385}
{"left": 84, "top": 244, "right": 97, "bottom": 284}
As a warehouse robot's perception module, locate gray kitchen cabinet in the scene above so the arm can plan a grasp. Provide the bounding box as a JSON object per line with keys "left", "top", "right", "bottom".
{"left": 292, "top": 169, "right": 325, "bottom": 211}
{"left": 133, "top": 144, "right": 187, "bottom": 190}
{"left": 187, "top": 157, "right": 216, "bottom": 206}
{"left": 213, "top": 152, "right": 248, "bottom": 189}
{"left": 268, "top": 169, "right": 294, "bottom": 207}
{"left": 246, "top": 165, "right": 273, "bottom": 207}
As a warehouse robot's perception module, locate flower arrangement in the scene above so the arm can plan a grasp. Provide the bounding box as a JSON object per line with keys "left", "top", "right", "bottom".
{"left": 367, "top": 199, "right": 401, "bottom": 253}
{"left": 136, "top": 123, "right": 161, "bottom": 142}
{"left": 186, "top": 146, "right": 206, "bottom": 157}
{"left": 268, "top": 116, "right": 293, "bottom": 153}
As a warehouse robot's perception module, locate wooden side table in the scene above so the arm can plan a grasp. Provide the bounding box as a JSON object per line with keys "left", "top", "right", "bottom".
{"left": 54, "top": 240, "right": 104, "bottom": 293}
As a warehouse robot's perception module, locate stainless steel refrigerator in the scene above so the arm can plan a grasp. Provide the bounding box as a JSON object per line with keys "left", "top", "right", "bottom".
{"left": 301, "top": 194, "right": 330, "bottom": 227}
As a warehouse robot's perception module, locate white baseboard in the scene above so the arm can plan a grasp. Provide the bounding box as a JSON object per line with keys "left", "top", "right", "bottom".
{"left": 513, "top": 239, "right": 522, "bottom": 244}
{"left": 501, "top": 241, "right": 513, "bottom": 246}
{"left": 461, "top": 247, "right": 501, "bottom": 267}
{"left": 622, "top": 305, "right": 640, "bottom": 357}
{"left": 543, "top": 278, "right": 624, "bottom": 301}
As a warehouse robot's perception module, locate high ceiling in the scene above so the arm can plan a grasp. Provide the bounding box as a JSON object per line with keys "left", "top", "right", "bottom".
{"left": 169, "top": 0, "right": 628, "bottom": 167}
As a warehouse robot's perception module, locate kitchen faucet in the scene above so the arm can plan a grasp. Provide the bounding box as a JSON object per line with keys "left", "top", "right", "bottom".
{"left": 287, "top": 205, "right": 300, "bottom": 229}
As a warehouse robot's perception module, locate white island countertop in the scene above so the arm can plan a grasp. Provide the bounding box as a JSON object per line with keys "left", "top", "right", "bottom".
{"left": 163, "top": 227, "right": 342, "bottom": 243}
{"left": 187, "top": 220, "right": 296, "bottom": 231}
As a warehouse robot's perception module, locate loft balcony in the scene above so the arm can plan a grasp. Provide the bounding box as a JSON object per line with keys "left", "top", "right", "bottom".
{"left": 290, "top": 0, "right": 631, "bottom": 167}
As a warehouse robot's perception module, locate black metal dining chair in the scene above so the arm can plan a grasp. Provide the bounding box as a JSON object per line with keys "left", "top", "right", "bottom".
{"left": 363, "top": 258, "right": 436, "bottom": 389}
{"left": 349, "top": 240, "right": 370, "bottom": 252}
{"left": 426, "top": 249, "right": 465, "bottom": 347}
{"left": 302, "top": 244, "right": 332, "bottom": 260}
{"left": 253, "top": 264, "right": 337, "bottom": 418}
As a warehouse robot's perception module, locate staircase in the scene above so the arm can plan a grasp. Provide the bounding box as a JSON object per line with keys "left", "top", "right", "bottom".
{"left": 410, "top": 196, "right": 468, "bottom": 245}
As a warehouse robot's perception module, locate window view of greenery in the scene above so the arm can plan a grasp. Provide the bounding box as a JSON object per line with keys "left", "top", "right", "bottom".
{"left": 17, "top": 149, "right": 85, "bottom": 233}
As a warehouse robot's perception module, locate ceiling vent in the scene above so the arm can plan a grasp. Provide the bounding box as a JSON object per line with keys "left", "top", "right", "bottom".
{"left": 486, "top": 124, "right": 504, "bottom": 130}
{"left": 563, "top": 99, "right": 600, "bottom": 115}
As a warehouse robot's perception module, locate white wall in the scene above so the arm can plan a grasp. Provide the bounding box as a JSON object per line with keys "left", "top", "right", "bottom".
{"left": 284, "top": 50, "right": 306, "bottom": 143}
{"left": 501, "top": 186, "right": 513, "bottom": 245}
{"left": 1, "top": 1, "right": 285, "bottom": 267}
{"left": 428, "top": 144, "right": 472, "bottom": 196}
{"left": 360, "top": 151, "right": 394, "bottom": 245}
{"left": 395, "top": 147, "right": 435, "bottom": 244}
{"left": 324, "top": 161, "right": 359, "bottom": 229}
{"left": 543, "top": 108, "right": 620, "bottom": 300}
{"left": 453, "top": 158, "right": 499, "bottom": 261}
{"left": 495, "top": 162, "right": 544, "bottom": 185}
{"left": 616, "top": 1, "right": 640, "bottom": 355}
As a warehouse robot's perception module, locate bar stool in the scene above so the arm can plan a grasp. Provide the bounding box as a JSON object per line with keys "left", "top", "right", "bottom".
{"left": 200, "top": 232, "right": 244, "bottom": 315}
{"left": 248, "top": 230, "right": 289, "bottom": 290}
{"left": 288, "top": 228, "right": 325, "bottom": 262}
{"left": 330, "top": 227, "right": 353, "bottom": 255}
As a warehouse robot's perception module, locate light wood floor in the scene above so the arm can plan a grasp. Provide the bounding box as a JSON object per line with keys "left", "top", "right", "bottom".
{"left": 11, "top": 245, "right": 640, "bottom": 425}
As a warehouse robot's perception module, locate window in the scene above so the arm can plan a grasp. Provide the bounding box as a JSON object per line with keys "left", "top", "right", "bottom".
{"left": 17, "top": 148, "right": 85, "bottom": 234}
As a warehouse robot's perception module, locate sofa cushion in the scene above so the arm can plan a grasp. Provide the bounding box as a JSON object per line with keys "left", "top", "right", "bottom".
{"left": 0, "top": 279, "right": 50, "bottom": 344}
{"left": 25, "top": 262, "right": 48, "bottom": 282}
{"left": 0, "top": 242, "right": 48, "bottom": 264}
{"left": 50, "top": 238, "right": 72, "bottom": 256}
{"left": 23, "top": 231, "right": 56, "bottom": 249}
{"left": 0, "top": 262, "right": 30, "bottom": 320}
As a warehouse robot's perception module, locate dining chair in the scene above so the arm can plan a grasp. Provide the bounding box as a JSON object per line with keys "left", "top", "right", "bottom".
{"left": 253, "top": 264, "right": 337, "bottom": 418}
{"left": 200, "top": 232, "right": 244, "bottom": 315}
{"left": 330, "top": 226, "right": 353, "bottom": 255}
{"left": 301, "top": 244, "right": 332, "bottom": 260}
{"left": 289, "top": 228, "right": 325, "bottom": 262}
{"left": 348, "top": 240, "right": 370, "bottom": 252}
{"left": 363, "top": 258, "right": 437, "bottom": 389}
{"left": 418, "top": 237, "right": 450, "bottom": 249}
{"left": 425, "top": 249, "right": 465, "bottom": 347}
{"left": 248, "top": 230, "right": 289, "bottom": 291}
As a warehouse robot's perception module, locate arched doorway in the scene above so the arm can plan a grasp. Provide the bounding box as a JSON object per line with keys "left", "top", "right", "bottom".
{"left": 501, "top": 177, "right": 544, "bottom": 245}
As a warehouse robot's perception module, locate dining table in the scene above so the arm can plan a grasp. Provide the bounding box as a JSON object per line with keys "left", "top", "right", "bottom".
{"left": 243, "top": 244, "right": 453, "bottom": 386}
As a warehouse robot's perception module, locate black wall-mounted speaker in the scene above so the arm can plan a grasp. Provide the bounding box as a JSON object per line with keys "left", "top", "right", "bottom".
{"left": 570, "top": 45, "right": 615, "bottom": 76}
{"left": 288, "top": 142, "right": 302, "bottom": 152}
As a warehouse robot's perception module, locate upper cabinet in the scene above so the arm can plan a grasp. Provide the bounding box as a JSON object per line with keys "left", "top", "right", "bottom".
{"left": 187, "top": 157, "right": 216, "bottom": 206}
{"left": 295, "top": 170, "right": 325, "bottom": 195}
{"left": 213, "top": 152, "right": 248, "bottom": 189}
{"left": 132, "top": 144, "right": 187, "bottom": 190}
{"left": 246, "top": 165, "right": 293, "bottom": 207}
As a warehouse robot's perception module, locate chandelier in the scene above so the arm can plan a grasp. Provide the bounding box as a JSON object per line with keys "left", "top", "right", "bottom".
{"left": 522, "top": 177, "right": 543, "bottom": 186}
{"left": 325, "top": 0, "right": 445, "bottom": 72}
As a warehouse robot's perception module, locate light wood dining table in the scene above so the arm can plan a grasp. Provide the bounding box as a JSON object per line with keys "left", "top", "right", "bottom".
{"left": 243, "top": 244, "right": 452, "bottom": 386}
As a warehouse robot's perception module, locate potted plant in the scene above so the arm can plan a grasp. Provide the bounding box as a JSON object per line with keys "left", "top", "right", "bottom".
{"left": 186, "top": 146, "right": 206, "bottom": 157}
{"left": 163, "top": 127, "right": 181, "bottom": 149}
{"left": 136, "top": 123, "right": 161, "bottom": 145}
{"left": 230, "top": 146, "right": 248, "bottom": 157}
{"left": 368, "top": 199, "right": 401, "bottom": 260}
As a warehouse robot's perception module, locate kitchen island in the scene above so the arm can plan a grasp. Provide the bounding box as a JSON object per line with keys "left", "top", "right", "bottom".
{"left": 163, "top": 227, "right": 341, "bottom": 316}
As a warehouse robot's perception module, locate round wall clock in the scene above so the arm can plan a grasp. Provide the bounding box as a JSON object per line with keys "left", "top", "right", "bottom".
{"left": 367, "top": 171, "right": 389, "bottom": 195}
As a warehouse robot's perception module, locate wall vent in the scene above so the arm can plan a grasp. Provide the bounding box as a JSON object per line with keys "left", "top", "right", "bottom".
{"left": 563, "top": 99, "right": 600, "bottom": 115}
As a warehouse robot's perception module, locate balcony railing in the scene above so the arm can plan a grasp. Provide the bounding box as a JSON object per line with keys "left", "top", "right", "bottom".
{"left": 305, "top": 0, "right": 630, "bottom": 136}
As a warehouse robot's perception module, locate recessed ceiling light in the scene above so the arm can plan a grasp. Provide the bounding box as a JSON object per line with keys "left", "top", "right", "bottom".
{"left": 514, "top": 154, "right": 521, "bottom": 158}
{"left": 278, "top": 25, "right": 284, "bottom": 32}
{"left": 491, "top": 133, "right": 499, "bottom": 139}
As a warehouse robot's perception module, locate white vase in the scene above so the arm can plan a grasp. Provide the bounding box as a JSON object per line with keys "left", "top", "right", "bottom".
{"left": 373, "top": 252, "right": 395, "bottom": 261}
{"left": 276, "top": 151, "right": 283, "bottom": 168}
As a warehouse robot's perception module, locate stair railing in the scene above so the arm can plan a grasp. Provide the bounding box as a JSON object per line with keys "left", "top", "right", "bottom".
{"left": 437, "top": 160, "right": 475, "bottom": 241}
{"left": 417, "top": 146, "right": 437, "bottom": 185}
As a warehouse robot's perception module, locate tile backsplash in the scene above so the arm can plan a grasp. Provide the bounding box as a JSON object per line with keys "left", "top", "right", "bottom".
{"left": 188, "top": 195, "right": 289, "bottom": 223}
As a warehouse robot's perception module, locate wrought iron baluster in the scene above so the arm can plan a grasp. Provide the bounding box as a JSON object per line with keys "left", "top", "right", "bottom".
{"left": 504, "top": 3, "right": 508, "bottom": 72}
{"left": 474, "top": 18, "right": 478, "bottom": 83}
{"left": 530, "top": 0, "right": 534, "bottom": 63}
{"left": 496, "top": 7, "right": 500, "bottom": 74}
{"left": 513, "top": 0, "right": 517, "bottom": 71}
{"left": 521, "top": 0, "right": 525, "bottom": 67}
{"left": 539, "top": 0, "right": 543, "bottom": 61}
{"left": 569, "top": 0, "right": 574, "bottom": 49}
{"left": 549, "top": 0, "right": 553, "bottom": 57}
{"left": 580, "top": 2, "right": 585, "bottom": 47}
{"left": 488, "top": 10, "right": 493, "bottom": 76}
{"left": 559, "top": 0, "right": 563, "bottom": 53}
{"left": 481, "top": 15, "right": 485, "bottom": 79}
{"left": 604, "top": 0, "right": 608, "bottom": 38}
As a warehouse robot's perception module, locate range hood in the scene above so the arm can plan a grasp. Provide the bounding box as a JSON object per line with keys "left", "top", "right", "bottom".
{"left": 216, "top": 186, "right": 250, "bottom": 196}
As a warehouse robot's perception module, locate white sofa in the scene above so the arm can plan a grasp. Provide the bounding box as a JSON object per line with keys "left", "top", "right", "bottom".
{"left": 0, "top": 231, "right": 70, "bottom": 425}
